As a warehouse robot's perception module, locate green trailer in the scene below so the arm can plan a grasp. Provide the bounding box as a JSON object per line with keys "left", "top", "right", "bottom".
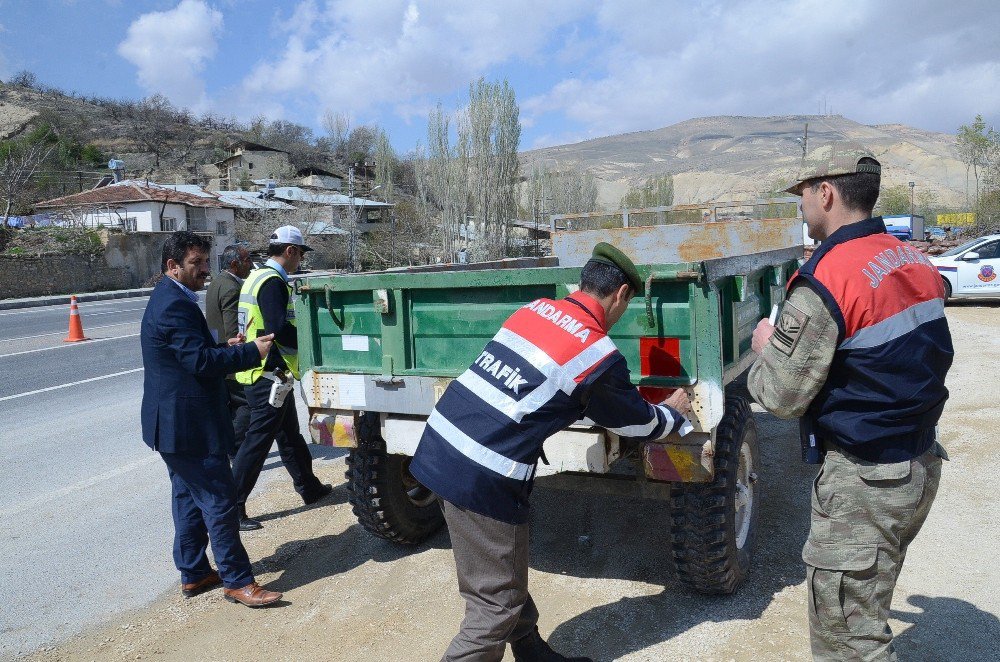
{"left": 294, "top": 214, "right": 803, "bottom": 594}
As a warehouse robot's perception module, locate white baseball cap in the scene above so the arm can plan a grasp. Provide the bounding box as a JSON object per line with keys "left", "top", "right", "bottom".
{"left": 269, "top": 225, "right": 312, "bottom": 251}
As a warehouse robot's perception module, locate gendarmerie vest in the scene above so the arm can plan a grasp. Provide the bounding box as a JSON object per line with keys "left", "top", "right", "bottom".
{"left": 409, "top": 292, "right": 689, "bottom": 524}
{"left": 791, "top": 217, "right": 954, "bottom": 463}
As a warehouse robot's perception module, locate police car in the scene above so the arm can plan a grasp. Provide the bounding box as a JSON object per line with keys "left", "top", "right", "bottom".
{"left": 929, "top": 234, "right": 1000, "bottom": 299}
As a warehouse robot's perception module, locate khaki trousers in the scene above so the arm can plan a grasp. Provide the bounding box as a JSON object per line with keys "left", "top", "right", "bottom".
{"left": 804, "top": 444, "right": 944, "bottom": 661}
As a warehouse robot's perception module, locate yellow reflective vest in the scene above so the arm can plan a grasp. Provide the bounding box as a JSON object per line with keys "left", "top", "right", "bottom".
{"left": 235, "top": 267, "right": 299, "bottom": 384}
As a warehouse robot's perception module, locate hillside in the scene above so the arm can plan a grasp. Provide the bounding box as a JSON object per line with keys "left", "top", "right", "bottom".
{"left": 1, "top": 83, "right": 969, "bottom": 212}
{"left": 522, "top": 115, "right": 968, "bottom": 209}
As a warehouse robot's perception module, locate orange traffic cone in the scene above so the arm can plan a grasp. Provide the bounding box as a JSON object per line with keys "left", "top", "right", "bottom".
{"left": 63, "top": 295, "right": 90, "bottom": 342}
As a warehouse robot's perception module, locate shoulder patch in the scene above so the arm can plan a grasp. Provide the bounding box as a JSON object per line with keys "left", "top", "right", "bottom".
{"left": 770, "top": 301, "right": 810, "bottom": 357}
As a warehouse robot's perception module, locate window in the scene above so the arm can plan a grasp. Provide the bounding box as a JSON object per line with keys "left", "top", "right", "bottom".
{"left": 217, "top": 221, "right": 229, "bottom": 236}
{"left": 973, "top": 241, "right": 999, "bottom": 260}
{"left": 124, "top": 217, "right": 137, "bottom": 232}
{"left": 248, "top": 162, "right": 254, "bottom": 170}
{"left": 160, "top": 217, "right": 177, "bottom": 232}
{"left": 185, "top": 207, "right": 208, "bottom": 231}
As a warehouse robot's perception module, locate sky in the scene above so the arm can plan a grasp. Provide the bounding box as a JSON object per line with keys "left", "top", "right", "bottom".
{"left": 1, "top": 0, "right": 999, "bottom": 153}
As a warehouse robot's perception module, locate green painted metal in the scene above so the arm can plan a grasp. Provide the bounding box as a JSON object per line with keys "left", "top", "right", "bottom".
{"left": 295, "top": 257, "right": 799, "bottom": 389}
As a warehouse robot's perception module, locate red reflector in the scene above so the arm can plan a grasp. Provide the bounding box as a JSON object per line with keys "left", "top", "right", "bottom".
{"left": 640, "top": 337, "right": 681, "bottom": 377}
{"left": 638, "top": 337, "right": 682, "bottom": 404}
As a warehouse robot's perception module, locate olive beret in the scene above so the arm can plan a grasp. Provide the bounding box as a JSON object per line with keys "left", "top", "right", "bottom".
{"left": 587, "top": 242, "right": 643, "bottom": 294}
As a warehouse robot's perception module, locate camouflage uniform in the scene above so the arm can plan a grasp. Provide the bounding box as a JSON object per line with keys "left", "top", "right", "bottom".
{"left": 748, "top": 282, "right": 944, "bottom": 662}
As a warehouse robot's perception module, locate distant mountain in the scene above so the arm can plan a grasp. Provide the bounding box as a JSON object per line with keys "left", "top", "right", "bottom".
{"left": 522, "top": 115, "right": 968, "bottom": 209}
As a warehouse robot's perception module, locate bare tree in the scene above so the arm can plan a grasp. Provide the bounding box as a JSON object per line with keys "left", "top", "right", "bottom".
{"left": 323, "top": 111, "right": 351, "bottom": 163}
{"left": 527, "top": 164, "right": 598, "bottom": 221}
{"left": 1, "top": 128, "right": 57, "bottom": 225}
{"left": 418, "top": 104, "right": 468, "bottom": 260}
{"left": 373, "top": 130, "right": 396, "bottom": 202}
{"left": 128, "top": 94, "right": 179, "bottom": 168}
{"left": 463, "top": 78, "right": 520, "bottom": 260}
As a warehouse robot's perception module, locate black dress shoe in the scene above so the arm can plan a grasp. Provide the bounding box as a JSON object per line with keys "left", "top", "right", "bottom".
{"left": 511, "top": 628, "right": 592, "bottom": 662}
{"left": 239, "top": 516, "right": 263, "bottom": 531}
{"left": 238, "top": 504, "right": 263, "bottom": 531}
{"left": 302, "top": 483, "right": 333, "bottom": 505}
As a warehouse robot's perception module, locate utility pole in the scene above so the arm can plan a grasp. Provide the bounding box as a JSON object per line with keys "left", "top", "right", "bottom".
{"left": 909, "top": 181, "right": 916, "bottom": 219}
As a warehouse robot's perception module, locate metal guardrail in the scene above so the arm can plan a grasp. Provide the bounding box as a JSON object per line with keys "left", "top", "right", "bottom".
{"left": 550, "top": 197, "right": 801, "bottom": 232}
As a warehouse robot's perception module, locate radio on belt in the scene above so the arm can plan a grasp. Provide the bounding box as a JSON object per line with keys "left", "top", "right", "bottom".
{"left": 267, "top": 369, "right": 293, "bottom": 408}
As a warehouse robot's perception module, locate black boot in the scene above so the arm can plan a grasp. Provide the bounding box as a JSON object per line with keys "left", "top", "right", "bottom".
{"left": 238, "top": 504, "right": 262, "bottom": 531}
{"left": 510, "top": 628, "right": 592, "bottom": 662}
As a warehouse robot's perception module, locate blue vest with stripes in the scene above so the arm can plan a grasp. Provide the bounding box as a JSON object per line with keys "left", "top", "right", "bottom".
{"left": 793, "top": 217, "right": 954, "bottom": 462}
{"left": 409, "top": 292, "right": 685, "bottom": 524}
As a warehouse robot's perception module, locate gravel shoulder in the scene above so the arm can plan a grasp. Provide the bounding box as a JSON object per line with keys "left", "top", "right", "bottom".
{"left": 21, "top": 303, "right": 1000, "bottom": 662}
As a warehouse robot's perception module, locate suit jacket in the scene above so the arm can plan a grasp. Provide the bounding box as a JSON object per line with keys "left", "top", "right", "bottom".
{"left": 205, "top": 270, "right": 242, "bottom": 343}
{"left": 140, "top": 278, "right": 261, "bottom": 455}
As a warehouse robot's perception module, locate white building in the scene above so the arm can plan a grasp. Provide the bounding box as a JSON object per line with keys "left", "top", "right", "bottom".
{"left": 35, "top": 181, "right": 239, "bottom": 269}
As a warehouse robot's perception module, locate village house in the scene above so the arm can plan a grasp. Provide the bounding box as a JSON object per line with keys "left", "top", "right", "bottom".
{"left": 34, "top": 180, "right": 239, "bottom": 269}
{"left": 206, "top": 141, "right": 294, "bottom": 190}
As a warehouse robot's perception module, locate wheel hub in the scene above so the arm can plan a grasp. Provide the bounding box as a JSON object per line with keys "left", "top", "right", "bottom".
{"left": 734, "top": 440, "right": 755, "bottom": 550}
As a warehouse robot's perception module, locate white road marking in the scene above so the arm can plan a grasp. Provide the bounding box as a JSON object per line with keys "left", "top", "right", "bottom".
{"left": 0, "top": 333, "right": 141, "bottom": 358}
{"left": 0, "top": 298, "right": 151, "bottom": 316}
{"left": 0, "top": 452, "right": 160, "bottom": 518}
{"left": 0, "top": 321, "right": 139, "bottom": 343}
{"left": 0, "top": 367, "right": 144, "bottom": 401}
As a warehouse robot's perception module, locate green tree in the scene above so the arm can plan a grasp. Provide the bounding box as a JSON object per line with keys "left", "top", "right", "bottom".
{"left": 621, "top": 174, "right": 674, "bottom": 208}
{"left": 956, "top": 115, "right": 995, "bottom": 206}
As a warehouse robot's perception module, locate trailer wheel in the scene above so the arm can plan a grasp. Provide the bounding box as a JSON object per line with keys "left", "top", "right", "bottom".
{"left": 669, "top": 395, "right": 760, "bottom": 594}
{"left": 345, "top": 412, "right": 444, "bottom": 545}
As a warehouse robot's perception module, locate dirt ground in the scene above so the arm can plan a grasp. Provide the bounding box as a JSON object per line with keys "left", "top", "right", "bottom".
{"left": 26, "top": 303, "right": 1000, "bottom": 662}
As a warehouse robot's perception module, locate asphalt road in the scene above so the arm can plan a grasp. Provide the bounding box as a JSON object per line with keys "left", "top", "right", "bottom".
{"left": 0, "top": 295, "right": 335, "bottom": 659}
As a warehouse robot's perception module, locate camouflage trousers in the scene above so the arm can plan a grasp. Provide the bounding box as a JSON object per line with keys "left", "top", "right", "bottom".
{"left": 803, "top": 444, "right": 944, "bottom": 661}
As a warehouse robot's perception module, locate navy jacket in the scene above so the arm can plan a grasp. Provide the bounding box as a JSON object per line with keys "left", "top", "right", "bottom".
{"left": 140, "top": 278, "right": 261, "bottom": 455}
{"left": 410, "top": 292, "right": 689, "bottom": 524}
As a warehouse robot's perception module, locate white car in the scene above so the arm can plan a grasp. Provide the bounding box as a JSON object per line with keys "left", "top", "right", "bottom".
{"left": 929, "top": 234, "right": 1000, "bottom": 299}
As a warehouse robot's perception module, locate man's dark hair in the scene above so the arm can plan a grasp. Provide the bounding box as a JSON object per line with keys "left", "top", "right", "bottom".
{"left": 220, "top": 244, "right": 243, "bottom": 270}
{"left": 267, "top": 242, "right": 293, "bottom": 257}
{"left": 809, "top": 157, "right": 881, "bottom": 214}
{"left": 161, "top": 231, "right": 211, "bottom": 272}
{"left": 580, "top": 260, "right": 630, "bottom": 298}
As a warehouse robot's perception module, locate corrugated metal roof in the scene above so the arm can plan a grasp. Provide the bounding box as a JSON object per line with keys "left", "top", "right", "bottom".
{"left": 271, "top": 186, "right": 393, "bottom": 208}
{"left": 213, "top": 190, "right": 297, "bottom": 210}
{"left": 36, "top": 181, "right": 234, "bottom": 209}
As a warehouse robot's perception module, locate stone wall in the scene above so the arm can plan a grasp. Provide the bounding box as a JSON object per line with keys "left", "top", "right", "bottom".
{"left": 0, "top": 231, "right": 169, "bottom": 299}
{"left": 0, "top": 254, "right": 131, "bottom": 299}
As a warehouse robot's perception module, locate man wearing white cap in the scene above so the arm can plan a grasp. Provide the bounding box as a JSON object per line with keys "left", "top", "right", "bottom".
{"left": 231, "top": 225, "right": 333, "bottom": 530}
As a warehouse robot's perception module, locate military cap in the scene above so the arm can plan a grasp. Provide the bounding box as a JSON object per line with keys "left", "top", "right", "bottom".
{"left": 588, "top": 242, "right": 643, "bottom": 294}
{"left": 783, "top": 141, "right": 881, "bottom": 195}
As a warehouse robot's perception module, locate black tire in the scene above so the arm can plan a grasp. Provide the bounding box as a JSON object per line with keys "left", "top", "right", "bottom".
{"left": 669, "top": 395, "right": 761, "bottom": 594}
{"left": 942, "top": 277, "right": 953, "bottom": 300}
{"left": 345, "top": 413, "right": 445, "bottom": 545}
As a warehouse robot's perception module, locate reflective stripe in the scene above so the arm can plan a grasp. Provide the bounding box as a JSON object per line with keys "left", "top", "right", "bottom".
{"left": 427, "top": 409, "right": 533, "bottom": 480}
{"left": 606, "top": 408, "right": 663, "bottom": 438}
{"left": 239, "top": 293, "right": 257, "bottom": 305}
{"left": 464, "top": 329, "right": 616, "bottom": 423}
{"left": 839, "top": 298, "right": 946, "bottom": 350}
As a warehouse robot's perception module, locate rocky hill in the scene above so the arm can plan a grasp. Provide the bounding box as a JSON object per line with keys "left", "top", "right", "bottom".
{"left": 522, "top": 115, "right": 968, "bottom": 209}
{"left": 1, "top": 83, "right": 969, "bottom": 212}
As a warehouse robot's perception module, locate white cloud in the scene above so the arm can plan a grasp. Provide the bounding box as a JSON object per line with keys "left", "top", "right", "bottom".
{"left": 117, "top": 0, "right": 224, "bottom": 111}
{"left": 525, "top": 0, "right": 1000, "bottom": 139}
{"left": 235, "top": 0, "right": 587, "bottom": 125}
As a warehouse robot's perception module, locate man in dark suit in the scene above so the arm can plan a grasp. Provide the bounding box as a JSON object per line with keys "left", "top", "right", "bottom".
{"left": 205, "top": 244, "right": 253, "bottom": 457}
{"left": 141, "top": 231, "right": 281, "bottom": 608}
